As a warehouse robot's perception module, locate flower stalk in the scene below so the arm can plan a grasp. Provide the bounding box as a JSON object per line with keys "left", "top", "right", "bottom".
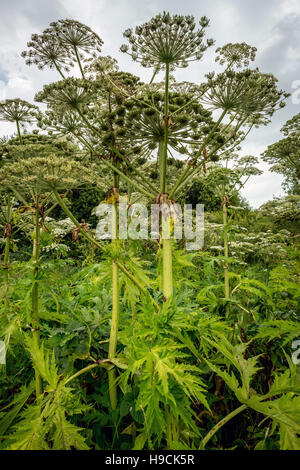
{"left": 222, "top": 199, "right": 230, "bottom": 317}
{"left": 32, "top": 197, "right": 42, "bottom": 397}
{"left": 2, "top": 196, "right": 11, "bottom": 310}
{"left": 108, "top": 205, "right": 120, "bottom": 409}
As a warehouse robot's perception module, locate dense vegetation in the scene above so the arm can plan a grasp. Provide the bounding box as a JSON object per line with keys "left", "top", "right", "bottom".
{"left": 0, "top": 13, "right": 299, "bottom": 451}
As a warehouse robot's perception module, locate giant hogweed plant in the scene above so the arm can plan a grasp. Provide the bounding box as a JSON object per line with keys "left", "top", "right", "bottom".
{"left": 0, "top": 150, "right": 104, "bottom": 397}
{"left": 0, "top": 13, "right": 298, "bottom": 450}
{"left": 0, "top": 100, "right": 39, "bottom": 314}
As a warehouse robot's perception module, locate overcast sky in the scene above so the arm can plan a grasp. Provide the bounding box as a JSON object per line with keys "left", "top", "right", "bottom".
{"left": 0, "top": 0, "right": 299, "bottom": 208}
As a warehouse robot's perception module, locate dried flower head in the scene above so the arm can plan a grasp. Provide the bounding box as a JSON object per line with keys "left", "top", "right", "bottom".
{"left": 47, "top": 19, "right": 103, "bottom": 58}
{"left": 120, "top": 12, "right": 214, "bottom": 68}
{"left": 21, "top": 32, "right": 73, "bottom": 74}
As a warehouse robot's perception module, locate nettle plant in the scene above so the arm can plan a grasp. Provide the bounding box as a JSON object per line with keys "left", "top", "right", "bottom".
{"left": 1, "top": 13, "right": 298, "bottom": 450}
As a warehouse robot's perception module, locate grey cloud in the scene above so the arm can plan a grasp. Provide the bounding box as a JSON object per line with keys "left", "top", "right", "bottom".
{"left": 0, "top": 0, "right": 299, "bottom": 207}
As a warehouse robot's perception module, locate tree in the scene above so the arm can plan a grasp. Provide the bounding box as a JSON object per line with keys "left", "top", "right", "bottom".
{"left": 262, "top": 113, "right": 300, "bottom": 194}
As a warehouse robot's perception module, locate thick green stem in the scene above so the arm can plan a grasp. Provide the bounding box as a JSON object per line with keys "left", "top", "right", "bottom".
{"left": 160, "top": 64, "right": 173, "bottom": 301}
{"left": 3, "top": 235, "right": 10, "bottom": 310}
{"left": 160, "top": 63, "right": 176, "bottom": 442}
{"left": 162, "top": 235, "right": 173, "bottom": 299}
{"left": 223, "top": 201, "right": 230, "bottom": 317}
{"left": 108, "top": 197, "right": 120, "bottom": 410}
{"left": 16, "top": 120, "right": 22, "bottom": 144}
{"left": 161, "top": 63, "right": 169, "bottom": 194}
{"left": 2, "top": 195, "right": 11, "bottom": 309}
{"left": 32, "top": 200, "right": 41, "bottom": 397}
{"left": 201, "top": 404, "right": 247, "bottom": 447}
{"left": 74, "top": 46, "right": 85, "bottom": 79}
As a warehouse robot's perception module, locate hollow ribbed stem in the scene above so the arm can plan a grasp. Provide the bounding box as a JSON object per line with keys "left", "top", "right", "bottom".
{"left": 32, "top": 198, "right": 41, "bottom": 397}
{"left": 3, "top": 237, "right": 10, "bottom": 309}
{"left": 162, "top": 216, "right": 173, "bottom": 300}
{"left": 108, "top": 180, "right": 120, "bottom": 409}
{"left": 161, "top": 62, "right": 169, "bottom": 194}
{"left": 3, "top": 196, "right": 11, "bottom": 310}
{"left": 223, "top": 201, "right": 230, "bottom": 317}
{"left": 160, "top": 64, "right": 173, "bottom": 301}
{"left": 161, "top": 62, "right": 176, "bottom": 445}
{"left": 16, "top": 120, "right": 22, "bottom": 144}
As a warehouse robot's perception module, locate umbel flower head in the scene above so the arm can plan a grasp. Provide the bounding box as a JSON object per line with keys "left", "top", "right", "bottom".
{"left": 0, "top": 156, "right": 103, "bottom": 193}
{"left": 120, "top": 83, "right": 213, "bottom": 156}
{"left": 21, "top": 32, "right": 73, "bottom": 73}
{"left": 0, "top": 133, "right": 81, "bottom": 165}
{"left": 0, "top": 99, "right": 38, "bottom": 125}
{"left": 234, "top": 155, "right": 263, "bottom": 177}
{"left": 262, "top": 133, "right": 300, "bottom": 176}
{"left": 46, "top": 19, "right": 103, "bottom": 58}
{"left": 84, "top": 55, "right": 119, "bottom": 78}
{"left": 35, "top": 77, "right": 102, "bottom": 112}
{"left": 203, "top": 166, "right": 241, "bottom": 198}
{"left": 120, "top": 12, "right": 214, "bottom": 68}
{"left": 202, "top": 69, "right": 288, "bottom": 124}
{"left": 281, "top": 112, "right": 300, "bottom": 136}
{"left": 215, "top": 43, "right": 257, "bottom": 69}
{"left": 37, "top": 108, "right": 87, "bottom": 138}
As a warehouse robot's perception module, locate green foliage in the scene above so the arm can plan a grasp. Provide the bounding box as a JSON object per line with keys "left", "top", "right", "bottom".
{"left": 1, "top": 337, "right": 90, "bottom": 450}
{"left": 0, "top": 10, "right": 299, "bottom": 453}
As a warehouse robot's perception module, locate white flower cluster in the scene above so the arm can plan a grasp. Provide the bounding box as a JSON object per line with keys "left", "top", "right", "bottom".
{"left": 42, "top": 242, "right": 70, "bottom": 253}
{"left": 45, "top": 217, "right": 76, "bottom": 238}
